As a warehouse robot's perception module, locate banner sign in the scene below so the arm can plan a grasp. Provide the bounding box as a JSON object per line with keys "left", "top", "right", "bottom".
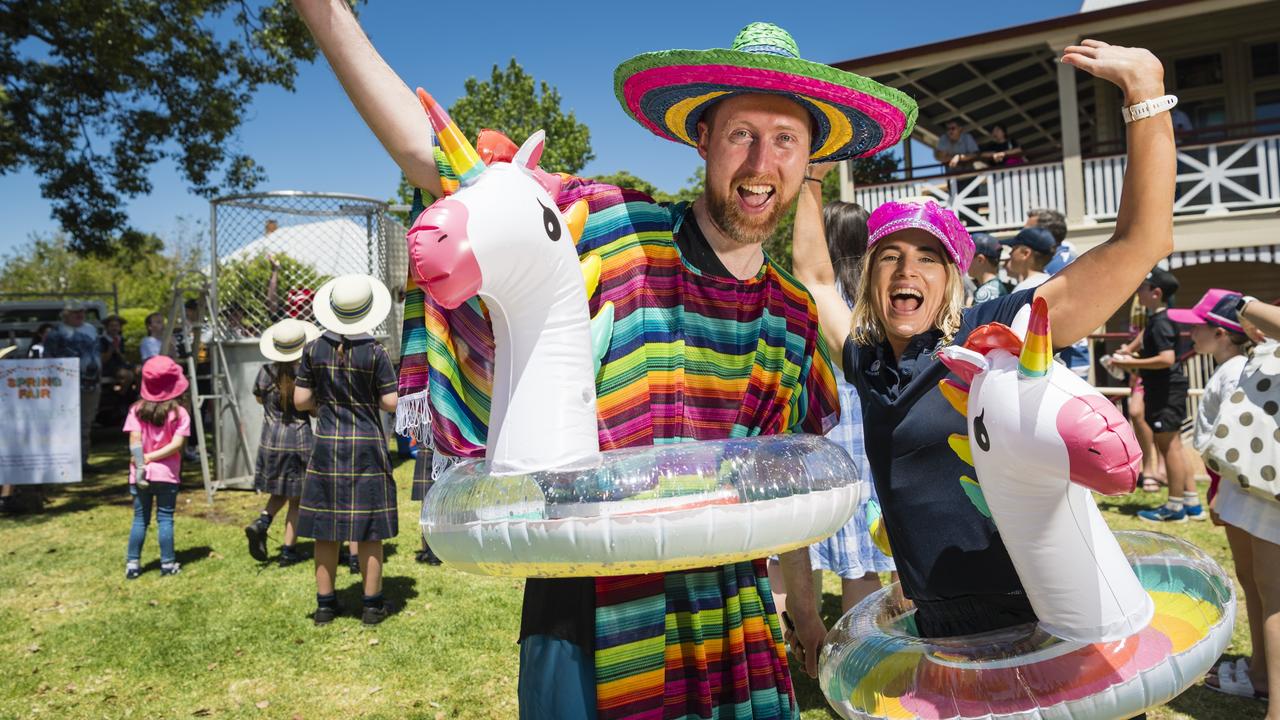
{"left": 0, "top": 358, "right": 81, "bottom": 484}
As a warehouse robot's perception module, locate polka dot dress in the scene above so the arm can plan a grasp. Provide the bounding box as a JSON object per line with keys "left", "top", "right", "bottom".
{"left": 1203, "top": 341, "right": 1280, "bottom": 505}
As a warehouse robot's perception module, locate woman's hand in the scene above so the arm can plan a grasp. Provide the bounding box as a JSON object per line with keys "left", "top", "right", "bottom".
{"left": 807, "top": 161, "right": 839, "bottom": 182}
{"left": 1060, "top": 40, "right": 1165, "bottom": 104}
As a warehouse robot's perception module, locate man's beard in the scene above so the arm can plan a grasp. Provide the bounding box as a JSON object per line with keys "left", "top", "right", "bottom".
{"left": 704, "top": 176, "right": 795, "bottom": 247}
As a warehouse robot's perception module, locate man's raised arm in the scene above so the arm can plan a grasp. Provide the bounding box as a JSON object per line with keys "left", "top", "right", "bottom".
{"left": 293, "top": 0, "right": 443, "bottom": 197}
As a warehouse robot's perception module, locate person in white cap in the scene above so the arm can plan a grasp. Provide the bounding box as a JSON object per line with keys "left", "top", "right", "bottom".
{"left": 292, "top": 274, "right": 400, "bottom": 626}
{"left": 244, "top": 318, "right": 322, "bottom": 567}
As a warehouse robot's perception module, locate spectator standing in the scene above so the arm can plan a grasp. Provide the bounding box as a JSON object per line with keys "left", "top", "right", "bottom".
{"left": 44, "top": 303, "right": 104, "bottom": 470}
{"left": 980, "top": 123, "right": 1025, "bottom": 166}
{"left": 293, "top": 274, "right": 399, "bottom": 626}
{"left": 968, "top": 233, "right": 1008, "bottom": 305}
{"left": 1025, "top": 209, "right": 1089, "bottom": 377}
{"left": 123, "top": 356, "right": 192, "bottom": 579}
{"left": 139, "top": 313, "right": 165, "bottom": 362}
{"left": 934, "top": 120, "right": 981, "bottom": 173}
{"left": 1111, "top": 268, "right": 1202, "bottom": 523}
{"left": 26, "top": 323, "right": 54, "bottom": 359}
{"left": 1001, "top": 226, "right": 1056, "bottom": 292}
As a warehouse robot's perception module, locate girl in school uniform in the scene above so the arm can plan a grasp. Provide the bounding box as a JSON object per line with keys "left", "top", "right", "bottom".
{"left": 294, "top": 275, "right": 399, "bottom": 626}
{"left": 244, "top": 318, "right": 321, "bottom": 566}
{"left": 123, "top": 356, "right": 191, "bottom": 579}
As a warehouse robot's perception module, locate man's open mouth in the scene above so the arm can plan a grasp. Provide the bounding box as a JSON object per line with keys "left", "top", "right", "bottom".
{"left": 736, "top": 182, "right": 775, "bottom": 211}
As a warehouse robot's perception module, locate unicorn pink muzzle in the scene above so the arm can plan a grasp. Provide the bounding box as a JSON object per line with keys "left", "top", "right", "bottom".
{"left": 407, "top": 198, "right": 483, "bottom": 309}
{"left": 1056, "top": 394, "right": 1141, "bottom": 495}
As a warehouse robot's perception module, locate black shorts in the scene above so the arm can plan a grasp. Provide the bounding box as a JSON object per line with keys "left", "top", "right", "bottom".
{"left": 1143, "top": 385, "right": 1187, "bottom": 434}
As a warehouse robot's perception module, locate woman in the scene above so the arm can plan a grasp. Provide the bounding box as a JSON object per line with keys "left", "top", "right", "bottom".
{"left": 792, "top": 40, "right": 1175, "bottom": 640}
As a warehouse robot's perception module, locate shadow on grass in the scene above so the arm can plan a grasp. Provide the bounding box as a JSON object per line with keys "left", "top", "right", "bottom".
{"left": 333, "top": 575, "right": 420, "bottom": 618}
{"left": 1168, "top": 680, "right": 1266, "bottom": 720}
{"left": 139, "top": 545, "right": 214, "bottom": 573}
{"left": 1096, "top": 499, "right": 1147, "bottom": 517}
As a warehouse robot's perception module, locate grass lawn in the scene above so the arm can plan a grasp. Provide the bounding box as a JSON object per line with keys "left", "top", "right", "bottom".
{"left": 0, "top": 432, "right": 1267, "bottom": 720}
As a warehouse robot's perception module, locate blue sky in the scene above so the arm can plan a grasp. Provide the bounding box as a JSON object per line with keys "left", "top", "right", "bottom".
{"left": 0, "top": 0, "right": 1081, "bottom": 254}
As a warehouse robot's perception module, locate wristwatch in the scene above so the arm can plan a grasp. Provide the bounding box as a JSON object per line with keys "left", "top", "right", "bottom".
{"left": 1121, "top": 94, "right": 1179, "bottom": 123}
{"left": 1235, "top": 295, "right": 1259, "bottom": 315}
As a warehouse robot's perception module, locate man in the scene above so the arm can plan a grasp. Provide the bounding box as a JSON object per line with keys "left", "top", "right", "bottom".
{"left": 1028, "top": 208, "right": 1077, "bottom": 275}
{"left": 139, "top": 312, "right": 165, "bottom": 362}
{"left": 968, "top": 232, "right": 1007, "bottom": 305}
{"left": 292, "top": 5, "right": 915, "bottom": 718}
{"left": 934, "top": 120, "right": 981, "bottom": 173}
{"left": 1001, "top": 225, "right": 1056, "bottom": 292}
{"left": 1027, "top": 208, "right": 1090, "bottom": 377}
{"left": 43, "top": 303, "right": 102, "bottom": 470}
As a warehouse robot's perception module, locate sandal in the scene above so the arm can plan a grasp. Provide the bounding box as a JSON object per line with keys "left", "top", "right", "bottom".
{"left": 1139, "top": 475, "right": 1162, "bottom": 493}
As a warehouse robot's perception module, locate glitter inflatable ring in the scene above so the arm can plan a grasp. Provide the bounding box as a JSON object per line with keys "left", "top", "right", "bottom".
{"left": 422, "top": 434, "right": 865, "bottom": 577}
{"left": 819, "top": 531, "right": 1235, "bottom": 720}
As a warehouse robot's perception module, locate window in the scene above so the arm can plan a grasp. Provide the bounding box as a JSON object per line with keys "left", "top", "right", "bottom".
{"left": 1252, "top": 41, "right": 1280, "bottom": 79}
{"left": 1174, "top": 53, "right": 1223, "bottom": 89}
{"left": 1257, "top": 89, "right": 1280, "bottom": 134}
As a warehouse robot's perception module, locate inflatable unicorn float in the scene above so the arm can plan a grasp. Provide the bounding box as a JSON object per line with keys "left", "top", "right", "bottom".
{"left": 405, "top": 90, "right": 864, "bottom": 577}
{"left": 821, "top": 297, "right": 1235, "bottom": 720}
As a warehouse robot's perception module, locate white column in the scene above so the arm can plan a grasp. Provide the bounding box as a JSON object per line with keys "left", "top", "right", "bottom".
{"left": 1051, "top": 39, "right": 1085, "bottom": 225}
{"left": 839, "top": 159, "right": 854, "bottom": 202}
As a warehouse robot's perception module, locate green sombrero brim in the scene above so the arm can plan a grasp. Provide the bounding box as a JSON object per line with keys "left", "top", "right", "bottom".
{"left": 614, "top": 48, "right": 917, "bottom": 161}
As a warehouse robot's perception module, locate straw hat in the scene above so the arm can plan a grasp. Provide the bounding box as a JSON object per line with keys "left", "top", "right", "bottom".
{"left": 139, "top": 356, "right": 189, "bottom": 402}
{"left": 0, "top": 345, "right": 17, "bottom": 360}
{"left": 312, "top": 274, "right": 392, "bottom": 336}
{"left": 614, "top": 22, "right": 917, "bottom": 162}
{"left": 259, "top": 319, "right": 321, "bottom": 362}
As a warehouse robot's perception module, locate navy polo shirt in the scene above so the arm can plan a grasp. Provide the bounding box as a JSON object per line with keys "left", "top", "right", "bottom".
{"left": 843, "top": 290, "right": 1037, "bottom": 611}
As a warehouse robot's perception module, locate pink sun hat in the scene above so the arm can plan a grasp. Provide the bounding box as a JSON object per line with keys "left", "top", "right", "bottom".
{"left": 866, "top": 200, "right": 975, "bottom": 272}
{"left": 1167, "top": 288, "right": 1244, "bottom": 333}
{"left": 139, "top": 356, "right": 189, "bottom": 402}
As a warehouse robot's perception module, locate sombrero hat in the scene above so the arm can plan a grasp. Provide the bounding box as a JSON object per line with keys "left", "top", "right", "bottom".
{"left": 259, "top": 319, "right": 321, "bottom": 362}
{"left": 614, "top": 22, "right": 917, "bottom": 162}
{"left": 312, "top": 274, "right": 392, "bottom": 336}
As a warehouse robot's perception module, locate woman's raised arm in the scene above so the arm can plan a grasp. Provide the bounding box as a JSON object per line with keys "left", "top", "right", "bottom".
{"left": 792, "top": 164, "right": 853, "bottom": 359}
{"left": 1037, "top": 41, "right": 1175, "bottom": 345}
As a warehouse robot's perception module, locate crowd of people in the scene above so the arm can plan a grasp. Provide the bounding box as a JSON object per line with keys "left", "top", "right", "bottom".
{"left": 933, "top": 119, "right": 1026, "bottom": 173}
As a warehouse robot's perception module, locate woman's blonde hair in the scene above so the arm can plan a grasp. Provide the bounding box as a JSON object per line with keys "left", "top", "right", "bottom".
{"left": 850, "top": 244, "right": 967, "bottom": 347}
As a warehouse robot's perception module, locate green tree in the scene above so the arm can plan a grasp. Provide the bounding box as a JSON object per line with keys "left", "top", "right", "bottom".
{"left": 446, "top": 59, "right": 593, "bottom": 175}
{"left": 590, "top": 166, "right": 704, "bottom": 205}
{"left": 215, "top": 253, "right": 330, "bottom": 331}
{"left": 2, "top": 0, "right": 352, "bottom": 255}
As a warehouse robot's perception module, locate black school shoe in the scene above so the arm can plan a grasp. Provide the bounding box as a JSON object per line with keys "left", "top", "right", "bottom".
{"left": 415, "top": 545, "right": 443, "bottom": 566}
{"left": 313, "top": 605, "right": 340, "bottom": 626}
{"left": 277, "top": 546, "right": 308, "bottom": 567}
{"left": 244, "top": 517, "right": 270, "bottom": 562}
{"left": 361, "top": 600, "right": 400, "bottom": 626}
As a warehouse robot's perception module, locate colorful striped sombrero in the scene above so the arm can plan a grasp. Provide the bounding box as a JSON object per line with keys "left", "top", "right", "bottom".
{"left": 614, "top": 22, "right": 918, "bottom": 162}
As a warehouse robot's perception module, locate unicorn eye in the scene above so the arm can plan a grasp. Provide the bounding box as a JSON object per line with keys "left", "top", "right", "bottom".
{"left": 540, "top": 200, "right": 562, "bottom": 242}
{"left": 974, "top": 410, "right": 991, "bottom": 452}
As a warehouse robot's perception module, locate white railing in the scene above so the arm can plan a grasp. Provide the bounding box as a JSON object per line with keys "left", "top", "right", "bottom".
{"left": 1086, "top": 133, "right": 1280, "bottom": 221}
{"left": 854, "top": 162, "right": 1065, "bottom": 232}
{"left": 856, "top": 133, "right": 1280, "bottom": 229}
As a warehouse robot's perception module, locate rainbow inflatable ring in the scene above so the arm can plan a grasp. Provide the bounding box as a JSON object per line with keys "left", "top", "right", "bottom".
{"left": 819, "top": 531, "right": 1235, "bottom": 720}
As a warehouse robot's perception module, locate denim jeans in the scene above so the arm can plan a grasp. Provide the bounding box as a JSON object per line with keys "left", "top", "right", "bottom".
{"left": 126, "top": 483, "right": 178, "bottom": 565}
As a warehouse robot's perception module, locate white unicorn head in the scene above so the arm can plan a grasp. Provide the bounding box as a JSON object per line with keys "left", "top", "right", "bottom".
{"left": 404, "top": 90, "right": 608, "bottom": 475}
{"left": 936, "top": 296, "right": 1153, "bottom": 643}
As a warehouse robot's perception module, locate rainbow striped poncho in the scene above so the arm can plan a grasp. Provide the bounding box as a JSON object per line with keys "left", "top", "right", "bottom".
{"left": 397, "top": 159, "right": 839, "bottom": 720}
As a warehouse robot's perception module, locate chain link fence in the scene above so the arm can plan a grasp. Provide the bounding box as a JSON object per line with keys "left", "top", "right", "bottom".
{"left": 207, "top": 191, "right": 409, "bottom": 490}
{"left": 209, "top": 192, "right": 408, "bottom": 356}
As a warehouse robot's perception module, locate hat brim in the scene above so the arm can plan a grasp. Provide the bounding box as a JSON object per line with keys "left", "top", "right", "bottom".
{"left": 0, "top": 346, "right": 17, "bottom": 360}
{"left": 312, "top": 275, "right": 393, "bottom": 336}
{"left": 140, "top": 376, "right": 189, "bottom": 403}
{"left": 615, "top": 49, "right": 917, "bottom": 161}
{"left": 1165, "top": 308, "right": 1207, "bottom": 326}
{"left": 259, "top": 321, "right": 322, "bottom": 362}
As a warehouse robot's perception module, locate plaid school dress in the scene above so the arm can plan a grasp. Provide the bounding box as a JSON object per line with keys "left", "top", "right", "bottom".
{"left": 296, "top": 332, "right": 399, "bottom": 542}
{"left": 252, "top": 363, "right": 313, "bottom": 497}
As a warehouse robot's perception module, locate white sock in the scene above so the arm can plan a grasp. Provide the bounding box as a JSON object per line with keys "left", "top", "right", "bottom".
{"left": 1183, "top": 492, "right": 1201, "bottom": 508}
{"left": 1165, "top": 497, "right": 1184, "bottom": 511}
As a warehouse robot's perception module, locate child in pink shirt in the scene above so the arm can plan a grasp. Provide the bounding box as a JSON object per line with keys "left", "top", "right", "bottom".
{"left": 123, "top": 356, "right": 191, "bottom": 579}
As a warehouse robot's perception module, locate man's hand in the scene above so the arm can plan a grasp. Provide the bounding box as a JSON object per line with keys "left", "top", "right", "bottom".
{"left": 782, "top": 609, "right": 827, "bottom": 678}
{"left": 1060, "top": 40, "right": 1165, "bottom": 105}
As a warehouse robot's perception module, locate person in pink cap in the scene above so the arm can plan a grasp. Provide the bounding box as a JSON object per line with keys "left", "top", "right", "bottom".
{"left": 122, "top": 356, "right": 192, "bottom": 579}
{"left": 794, "top": 39, "right": 1179, "bottom": 646}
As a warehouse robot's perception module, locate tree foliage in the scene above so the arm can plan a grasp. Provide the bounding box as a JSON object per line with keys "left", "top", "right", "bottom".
{"left": 1, "top": 0, "right": 346, "bottom": 255}
{"left": 590, "top": 167, "right": 704, "bottom": 205}
{"left": 447, "top": 59, "right": 593, "bottom": 175}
